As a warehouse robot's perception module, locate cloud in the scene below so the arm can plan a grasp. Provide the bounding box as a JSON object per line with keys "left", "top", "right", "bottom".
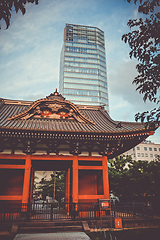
{"left": 0, "top": 0, "right": 98, "bottom": 100}
{"left": 108, "top": 59, "right": 157, "bottom": 121}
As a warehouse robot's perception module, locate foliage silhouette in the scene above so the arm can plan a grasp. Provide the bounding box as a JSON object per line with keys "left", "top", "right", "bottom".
{"left": 123, "top": 0, "right": 160, "bottom": 124}
{"left": 108, "top": 154, "right": 160, "bottom": 206}
{"left": 0, "top": 0, "right": 39, "bottom": 29}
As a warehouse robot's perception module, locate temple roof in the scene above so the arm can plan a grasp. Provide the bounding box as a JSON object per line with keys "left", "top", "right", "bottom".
{"left": 0, "top": 90, "right": 157, "bottom": 135}
{"left": 0, "top": 91, "right": 158, "bottom": 157}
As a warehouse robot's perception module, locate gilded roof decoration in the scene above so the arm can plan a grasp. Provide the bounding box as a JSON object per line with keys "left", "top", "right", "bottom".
{"left": 7, "top": 90, "right": 94, "bottom": 124}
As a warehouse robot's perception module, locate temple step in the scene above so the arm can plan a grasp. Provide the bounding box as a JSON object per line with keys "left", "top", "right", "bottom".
{"left": 17, "top": 221, "right": 83, "bottom": 233}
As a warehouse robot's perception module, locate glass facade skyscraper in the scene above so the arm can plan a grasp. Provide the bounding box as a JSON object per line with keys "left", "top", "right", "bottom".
{"left": 59, "top": 23, "right": 109, "bottom": 111}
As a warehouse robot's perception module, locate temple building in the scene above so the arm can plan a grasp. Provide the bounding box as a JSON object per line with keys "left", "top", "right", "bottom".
{"left": 59, "top": 23, "right": 109, "bottom": 111}
{"left": 0, "top": 90, "right": 158, "bottom": 207}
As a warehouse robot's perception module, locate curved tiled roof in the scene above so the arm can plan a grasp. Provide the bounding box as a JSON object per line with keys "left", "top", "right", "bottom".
{"left": 0, "top": 93, "right": 158, "bottom": 158}
{"left": 0, "top": 96, "right": 151, "bottom": 135}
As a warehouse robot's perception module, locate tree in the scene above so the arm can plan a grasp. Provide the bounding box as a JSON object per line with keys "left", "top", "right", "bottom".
{"left": 51, "top": 171, "right": 65, "bottom": 204}
{"left": 37, "top": 171, "right": 65, "bottom": 204}
{"left": 0, "top": 0, "right": 39, "bottom": 29}
{"left": 108, "top": 155, "right": 160, "bottom": 203}
{"left": 126, "top": 160, "right": 154, "bottom": 199}
{"left": 108, "top": 155, "right": 132, "bottom": 199}
{"left": 122, "top": 0, "right": 160, "bottom": 124}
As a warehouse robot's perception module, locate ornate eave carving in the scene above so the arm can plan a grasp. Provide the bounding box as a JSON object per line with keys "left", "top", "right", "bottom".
{"left": 8, "top": 90, "right": 94, "bottom": 125}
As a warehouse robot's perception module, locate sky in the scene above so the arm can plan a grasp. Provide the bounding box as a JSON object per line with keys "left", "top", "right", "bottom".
{"left": 0, "top": 0, "right": 159, "bottom": 143}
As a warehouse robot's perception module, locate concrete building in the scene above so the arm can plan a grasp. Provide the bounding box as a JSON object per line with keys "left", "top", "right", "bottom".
{"left": 59, "top": 23, "right": 109, "bottom": 111}
{"left": 124, "top": 141, "right": 160, "bottom": 162}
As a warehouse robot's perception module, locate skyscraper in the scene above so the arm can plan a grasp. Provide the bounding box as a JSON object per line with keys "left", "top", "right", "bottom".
{"left": 59, "top": 23, "right": 109, "bottom": 111}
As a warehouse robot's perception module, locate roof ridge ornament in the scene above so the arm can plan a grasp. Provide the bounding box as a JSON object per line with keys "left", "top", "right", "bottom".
{"left": 8, "top": 90, "right": 94, "bottom": 124}
{"left": 46, "top": 89, "right": 65, "bottom": 101}
{"left": 116, "top": 122, "right": 122, "bottom": 128}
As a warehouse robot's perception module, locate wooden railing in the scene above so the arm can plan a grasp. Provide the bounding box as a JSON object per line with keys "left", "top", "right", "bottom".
{"left": 0, "top": 201, "right": 153, "bottom": 222}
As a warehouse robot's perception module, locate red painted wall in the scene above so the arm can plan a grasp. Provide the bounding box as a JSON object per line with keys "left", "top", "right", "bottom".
{"left": 78, "top": 170, "right": 103, "bottom": 195}
{"left": 0, "top": 169, "right": 24, "bottom": 196}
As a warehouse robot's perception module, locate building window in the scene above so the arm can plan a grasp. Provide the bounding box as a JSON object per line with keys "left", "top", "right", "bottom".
{"left": 137, "top": 153, "right": 140, "bottom": 157}
{"left": 144, "top": 147, "right": 147, "bottom": 151}
{"left": 154, "top": 148, "right": 157, "bottom": 151}
{"left": 141, "top": 153, "right": 144, "bottom": 157}
{"left": 149, "top": 147, "right": 152, "bottom": 151}
{"left": 137, "top": 147, "right": 140, "bottom": 150}
{"left": 134, "top": 153, "right": 136, "bottom": 157}
{"left": 145, "top": 153, "right": 148, "bottom": 157}
{"left": 150, "top": 154, "right": 153, "bottom": 157}
{"left": 159, "top": 148, "right": 160, "bottom": 151}
{"left": 133, "top": 147, "right": 135, "bottom": 151}
{"left": 61, "top": 24, "right": 109, "bottom": 111}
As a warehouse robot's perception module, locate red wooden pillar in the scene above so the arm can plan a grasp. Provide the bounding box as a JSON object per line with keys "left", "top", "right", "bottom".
{"left": 72, "top": 155, "right": 78, "bottom": 203}
{"left": 65, "top": 168, "right": 70, "bottom": 212}
{"left": 65, "top": 168, "right": 70, "bottom": 202}
{"left": 102, "top": 155, "right": 110, "bottom": 199}
{"left": 22, "top": 155, "right": 32, "bottom": 204}
{"left": 29, "top": 168, "right": 34, "bottom": 203}
{"left": 67, "top": 168, "right": 70, "bottom": 203}
{"left": 65, "top": 170, "right": 68, "bottom": 203}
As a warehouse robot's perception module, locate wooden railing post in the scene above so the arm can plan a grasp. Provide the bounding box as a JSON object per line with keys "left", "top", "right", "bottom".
{"left": 50, "top": 203, "right": 53, "bottom": 221}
